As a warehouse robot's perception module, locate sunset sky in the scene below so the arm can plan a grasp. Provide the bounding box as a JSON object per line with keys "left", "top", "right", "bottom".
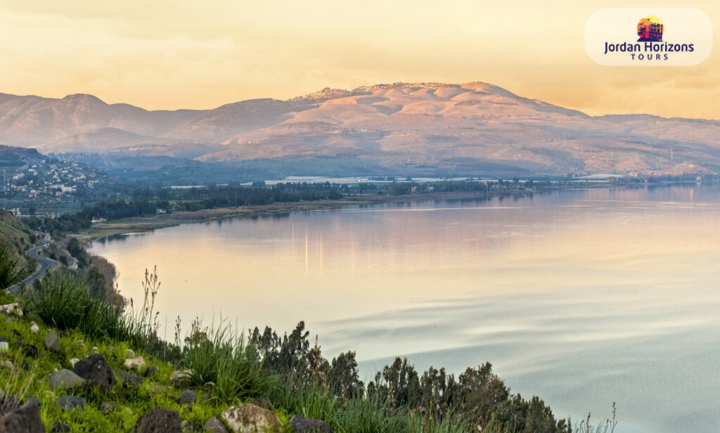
{"left": 0, "top": 0, "right": 717, "bottom": 119}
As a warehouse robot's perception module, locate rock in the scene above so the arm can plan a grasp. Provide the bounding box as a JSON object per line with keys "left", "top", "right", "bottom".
{"left": 69, "top": 358, "right": 79, "bottom": 367}
{"left": 144, "top": 366, "right": 159, "bottom": 377}
{"left": 48, "top": 369, "right": 85, "bottom": 391}
{"left": 58, "top": 395, "right": 84, "bottom": 412}
{"left": 125, "top": 348, "right": 136, "bottom": 358}
{"left": 1, "top": 361, "right": 14, "bottom": 371}
{"left": 51, "top": 422, "right": 71, "bottom": 432}
{"left": 290, "top": 416, "right": 334, "bottom": 433}
{"left": 203, "top": 417, "right": 229, "bottom": 433}
{"left": 115, "top": 369, "right": 143, "bottom": 387}
{"left": 177, "top": 390, "right": 196, "bottom": 406}
{"left": 250, "top": 397, "right": 273, "bottom": 410}
{"left": 22, "top": 345, "right": 39, "bottom": 359}
{"left": 73, "top": 354, "right": 116, "bottom": 394}
{"left": 43, "top": 331, "right": 61, "bottom": 353}
{"left": 75, "top": 340, "right": 84, "bottom": 347}
{"left": 92, "top": 347, "right": 99, "bottom": 355}
{"left": 0, "top": 342, "right": 7, "bottom": 354}
{"left": 100, "top": 402, "right": 115, "bottom": 414}
{"left": 0, "top": 303, "right": 23, "bottom": 317}
{"left": 25, "top": 398, "right": 40, "bottom": 408}
{"left": 124, "top": 356, "right": 145, "bottom": 370}
{"left": 135, "top": 408, "right": 182, "bottom": 433}
{"left": 29, "top": 323, "right": 39, "bottom": 334}
{"left": 221, "top": 404, "right": 282, "bottom": 433}
{"left": 0, "top": 401, "right": 44, "bottom": 433}
{"left": 170, "top": 369, "right": 193, "bottom": 388}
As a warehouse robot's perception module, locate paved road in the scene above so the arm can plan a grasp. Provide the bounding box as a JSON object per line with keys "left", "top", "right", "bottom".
{"left": 8, "top": 240, "right": 58, "bottom": 295}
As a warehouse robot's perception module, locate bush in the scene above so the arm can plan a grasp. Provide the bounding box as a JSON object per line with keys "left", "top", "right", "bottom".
{"left": 182, "top": 319, "right": 273, "bottom": 403}
{"left": 0, "top": 244, "right": 22, "bottom": 290}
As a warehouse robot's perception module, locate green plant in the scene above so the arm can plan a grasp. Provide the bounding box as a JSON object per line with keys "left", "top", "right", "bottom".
{"left": 182, "top": 318, "right": 274, "bottom": 402}
{"left": 0, "top": 243, "right": 23, "bottom": 290}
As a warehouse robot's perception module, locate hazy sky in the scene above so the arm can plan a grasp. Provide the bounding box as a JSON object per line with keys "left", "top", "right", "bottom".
{"left": 1, "top": 0, "right": 718, "bottom": 119}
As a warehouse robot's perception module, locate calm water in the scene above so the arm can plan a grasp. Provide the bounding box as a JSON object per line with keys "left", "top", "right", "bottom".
{"left": 89, "top": 186, "right": 720, "bottom": 432}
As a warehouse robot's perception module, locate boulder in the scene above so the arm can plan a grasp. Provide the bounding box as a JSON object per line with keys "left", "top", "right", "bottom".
{"left": 0, "top": 401, "right": 44, "bottom": 433}
{"left": 203, "top": 417, "right": 228, "bottom": 433}
{"left": 124, "top": 357, "right": 145, "bottom": 370}
{"left": 49, "top": 369, "right": 85, "bottom": 391}
{"left": 135, "top": 409, "right": 182, "bottom": 433}
{"left": 44, "top": 331, "right": 61, "bottom": 353}
{"left": 73, "top": 354, "right": 116, "bottom": 394}
{"left": 290, "top": 416, "right": 334, "bottom": 433}
{"left": 221, "top": 404, "right": 282, "bottom": 433}
{"left": 58, "top": 396, "right": 84, "bottom": 412}
{"left": 0, "top": 303, "right": 22, "bottom": 317}
{"left": 177, "top": 390, "right": 197, "bottom": 406}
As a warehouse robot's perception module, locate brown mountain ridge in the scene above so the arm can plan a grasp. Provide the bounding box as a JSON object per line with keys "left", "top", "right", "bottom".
{"left": 1, "top": 82, "right": 718, "bottom": 176}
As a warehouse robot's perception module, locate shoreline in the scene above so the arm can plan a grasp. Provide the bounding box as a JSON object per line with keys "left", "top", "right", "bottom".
{"left": 78, "top": 191, "right": 506, "bottom": 242}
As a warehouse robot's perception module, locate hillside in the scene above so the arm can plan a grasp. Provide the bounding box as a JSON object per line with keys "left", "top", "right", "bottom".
{"left": 1, "top": 83, "right": 719, "bottom": 177}
{"left": 0, "top": 209, "right": 36, "bottom": 278}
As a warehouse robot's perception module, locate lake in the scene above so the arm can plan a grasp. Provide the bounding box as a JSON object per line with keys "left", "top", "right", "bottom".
{"left": 89, "top": 185, "right": 720, "bottom": 432}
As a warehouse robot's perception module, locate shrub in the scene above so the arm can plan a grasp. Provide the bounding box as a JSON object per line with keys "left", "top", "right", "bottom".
{"left": 182, "top": 319, "right": 273, "bottom": 403}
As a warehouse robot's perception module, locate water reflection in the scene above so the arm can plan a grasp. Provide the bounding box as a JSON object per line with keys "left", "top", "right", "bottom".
{"left": 89, "top": 185, "right": 720, "bottom": 433}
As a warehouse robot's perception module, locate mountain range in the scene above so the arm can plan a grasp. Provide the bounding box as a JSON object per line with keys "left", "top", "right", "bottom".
{"left": 1, "top": 82, "right": 719, "bottom": 177}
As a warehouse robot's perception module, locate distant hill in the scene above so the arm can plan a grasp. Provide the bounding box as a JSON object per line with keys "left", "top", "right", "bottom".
{"left": 1, "top": 83, "right": 719, "bottom": 176}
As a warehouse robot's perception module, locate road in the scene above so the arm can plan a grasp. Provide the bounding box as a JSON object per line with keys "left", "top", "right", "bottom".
{"left": 8, "top": 239, "right": 58, "bottom": 295}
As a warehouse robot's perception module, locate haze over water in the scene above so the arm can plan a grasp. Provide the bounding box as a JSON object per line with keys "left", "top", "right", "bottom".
{"left": 89, "top": 185, "right": 720, "bottom": 433}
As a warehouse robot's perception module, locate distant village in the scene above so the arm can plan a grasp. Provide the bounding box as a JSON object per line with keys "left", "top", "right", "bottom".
{"left": 0, "top": 154, "right": 114, "bottom": 215}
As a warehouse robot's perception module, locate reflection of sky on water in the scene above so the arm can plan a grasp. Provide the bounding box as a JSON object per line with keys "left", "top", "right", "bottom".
{"left": 89, "top": 185, "right": 720, "bottom": 433}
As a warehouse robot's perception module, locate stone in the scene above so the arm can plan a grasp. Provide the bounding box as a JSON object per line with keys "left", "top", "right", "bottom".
{"left": 150, "top": 385, "right": 171, "bottom": 395}
{"left": 177, "top": 390, "right": 197, "bottom": 406}
{"left": 290, "top": 416, "right": 334, "bottom": 433}
{"left": 114, "top": 369, "right": 144, "bottom": 387}
{"left": 144, "top": 366, "right": 159, "bottom": 377}
{"left": 43, "top": 331, "right": 61, "bottom": 353}
{"left": 22, "top": 345, "right": 39, "bottom": 359}
{"left": 25, "top": 398, "right": 40, "bottom": 408}
{"left": 100, "top": 402, "right": 115, "bottom": 414}
{"left": 57, "top": 396, "right": 84, "bottom": 412}
{"left": 170, "top": 369, "right": 193, "bottom": 388}
{"left": 135, "top": 409, "right": 182, "bottom": 433}
{"left": 203, "top": 417, "right": 229, "bottom": 433}
{"left": 1, "top": 361, "right": 14, "bottom": 370}
{"left": 69, "top": 358, "right": 79, "bottom": 367}
{"left": 48, "top": 369, "right": 85, "bottom": 391}
{"left": 73, "top": 355, "right": 116, "bottom": 394}
{"left": 92, "top": 347, "right": 99, "bottom": 355}
{"left": 0, "top": 342, "right": 8, "bottom": 354}
{"left": 125, "top": 348, "right": 135, "bottom": 358}
{"left": 124, "top": 356, "right": 145, "bottom": 370}
{"left": 221, "top": 404, "right": 282, "bottom": 433}
{"left": 0, "top": 303, "right": 23, "bottom": 317}
{"left": 0, "top": 401, "right": 44, "bottom": 433}
{"left": 29, "top": 323, "right": 39, "bottom": 334}
{"left": 75, "top": 340, "right": 84, "bottom": 347}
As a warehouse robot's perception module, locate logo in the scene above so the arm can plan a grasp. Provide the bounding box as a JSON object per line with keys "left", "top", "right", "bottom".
{"left": 585, "top": 8, "right": 712, "bottom": 66}
{"left": 637, "top": 16, "right": 663, "bottom": 42}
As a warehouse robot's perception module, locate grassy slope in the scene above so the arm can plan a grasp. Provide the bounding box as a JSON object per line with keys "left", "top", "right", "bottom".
{"left": 0, "top": 210, "right": 36, "bottom": 275}
{"left": 0, "top": 304, "right": 291, "bottom": 431}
